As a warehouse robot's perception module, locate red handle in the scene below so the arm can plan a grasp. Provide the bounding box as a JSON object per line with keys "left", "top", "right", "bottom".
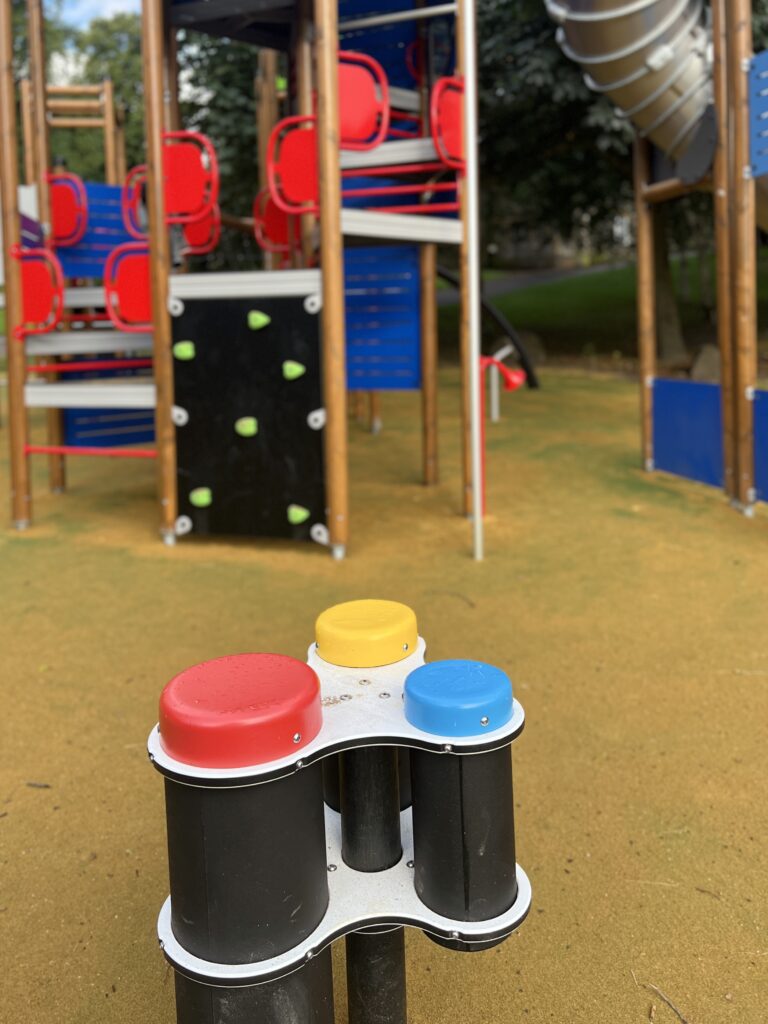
{"left": 121, "top": 164, "right": 148, "bottom": 239}
{"left": 431, "top": 76, "right": 465, "bottom": 172}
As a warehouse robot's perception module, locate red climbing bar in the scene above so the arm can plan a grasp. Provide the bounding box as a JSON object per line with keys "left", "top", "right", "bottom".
{"left": 27, "top": 358, "right": 153, "bottom": 375}
{"left": 25, "top": 445, "right": 157, "bottom": 459}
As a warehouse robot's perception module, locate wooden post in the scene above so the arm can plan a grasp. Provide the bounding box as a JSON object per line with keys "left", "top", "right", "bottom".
{"left": 455, "top": 0, "right": 473, "bottom": 517}
{"left": 711, "top": 0, "right": 736, "bottom": 500}
{"left": 314, "top": 0, "right": 349, "bottom": 557}
{"left": 632, "top": 139, "right": 656, "bottom": 472}
{"left": 19, "top": 80, "right": 37, "bottom": 184}
{"left": 102, "top": 79, "right": 119, "bottom": 184}
{"left": 116, "top": 104, "right": 127, "bottom": 182}
{"left": 27, "top": 0, "right": 66, "bottom": 493}
{"left": 1, "top": 0, "right": 32, "bottom": 526}
{"left": 420, "top": 243, "right": 439, "bottom": 484}
{"left": 296, "top": 1, "right": 317, "bottom": 267}
{"left": 27, "top": 0, "right": 50, "bottom": 232}
{"left": 256, "top": 49, "right": 279, "bottom": 269}
{"left": 726, "top": 0, "right": 758, "bottom": 511}
{"left": 142, "top": 0, "right": 178, "bottom": 542}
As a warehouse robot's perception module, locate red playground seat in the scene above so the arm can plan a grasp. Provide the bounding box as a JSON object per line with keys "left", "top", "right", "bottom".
{"left": 267, "top": 117, "right": 320, "bottom": 216}
{"left": 121, "top": 131, "right": 220, "bottom": 240}
{"left": 431, "top": 76, "right": 465, "bottom": 171}
{"left": 104, "top": 242, "right": 153, "bottom": 333}
{"left": 48, "top": 173, "right": 88, "bottom": 247}
{"left": 338, "top": 51, "right": 390, "bottom": 151}
{"left": 12, "top": 245, "right": 64, "bottom": 340}
{"left": 182, "top": 205, "right": 221, "bottom": 257}
{"left": 252, "top": 188, "right": 300, "bottom": 263}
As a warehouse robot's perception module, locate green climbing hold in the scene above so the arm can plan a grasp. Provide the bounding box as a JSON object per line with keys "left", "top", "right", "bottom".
{"left": 173, "top": 340, "right": 196, "bottom": 361}
{"left": 189, "top": 487, "right": 213, "bottom": 509}
{"left": 235, "top": 417, "right": 259, "bottom": 438}
{"left": 248, "top": 309, "right": 272, "bottom": 331}
{"left": 283, "top": 360, "right": 307, "bottom": 381}
{"left": 287, "top": 504, "right": 311, "bottom": 525}
{"left": 276, "top": 75, "right": 288, "bottom": 92}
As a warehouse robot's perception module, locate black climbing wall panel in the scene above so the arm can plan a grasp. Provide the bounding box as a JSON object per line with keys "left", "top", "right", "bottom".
{"left": 172, "top": 295, "right": 326, "bottom": 541}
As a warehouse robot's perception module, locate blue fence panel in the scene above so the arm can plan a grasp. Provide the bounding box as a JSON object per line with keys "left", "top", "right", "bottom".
{"left": 58, "top": 182, "right": 133, "bottom": 280}
{"left": 62, "top": 358, "right": 155, "bottom": 448}
{"left": 749, "top": 49, "right": 768, "bottom": 178}
{"left": 344, "top": 245, "right": 421, "bottom": 391}
{"left": 652, "top": 378, "right": 723, "bottom": 489}
{"left": 754, "top": 389, "right": 768, "bottom": 502}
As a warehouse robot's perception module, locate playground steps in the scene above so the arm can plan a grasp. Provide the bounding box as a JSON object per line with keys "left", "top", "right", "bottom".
{"left": 24, "top": 377, "right": 156, "bottom": 409}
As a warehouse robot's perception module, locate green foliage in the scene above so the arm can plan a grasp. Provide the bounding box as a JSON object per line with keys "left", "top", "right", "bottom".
{"left": 477, "top": 0, "right": 633, "bottom": 247}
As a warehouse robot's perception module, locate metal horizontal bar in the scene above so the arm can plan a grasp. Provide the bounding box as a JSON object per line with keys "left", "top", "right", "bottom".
{"left": 25, "top": 380, "right": 157, "bottom": 410}
{"left": 341, "top": 208, "right": 462, "bottom": 245}
{"left": 64, "top": 287, "right": 106, "bottom": 307}
{"left": 340, "top": 3, "right": 456, "bottom": 31}
{"left": 26, "top": 444, "right": 157, "bottom": 459}
{"left": 389, "top": 87, "right": 422, "bottom": 114}
{"left": 168, "top": 269, "right": 321, "bottom": 301}
{"left": 340, "top": 137, "right": 438, "bottom": 171}
{"left": 26, "top": 331, "right": 153, "bottom": 357}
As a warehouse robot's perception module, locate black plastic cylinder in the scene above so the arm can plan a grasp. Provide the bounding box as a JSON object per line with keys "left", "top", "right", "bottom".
{"left": 340, "top": 747, "right": 407, "bottom": 1024}
{"left": 410, "top": 745, "right": 517, "bottom": 950}
{"left": 173, "top": 948, "right": 335, "bottom": 1024}
{"left": 164, "top": 763, "right": 329, "bottom": 964}
{"left": 324, "top": 748, "right": 412, "bottom": 813}
{"left": 346, "top": 928, "right": 408, "bottom": 1024}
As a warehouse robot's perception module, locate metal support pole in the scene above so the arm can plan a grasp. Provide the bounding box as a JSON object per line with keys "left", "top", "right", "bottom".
{"left": 632, "top": 139, "right": 656, "bottom": 472}
{"left": 727, "top": 0, "right": 757, "bottom": 512}
{"left": 313, "top": 0, "right": 350, "bottom": 558}
{"left": 1, "top": 0, "right": 32, "bottom": 527}
{"left": 457, "top": 0, "right": 484, "bottom": 558}
{"left": 142, "top": 0, "right": 178, "bottom": 542}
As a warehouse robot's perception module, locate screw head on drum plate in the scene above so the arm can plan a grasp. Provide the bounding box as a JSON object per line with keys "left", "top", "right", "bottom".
{"left": 480, "top": 716, "right": 490, "bottom": 727}
{"left": 379, "top": 692, "right": 391, "bottom": 700}
{"left": 327, "top": 863, "right": 338, "bottom": 872}
{"left": 293, "top": 733, "right": 302, "bottom": 744}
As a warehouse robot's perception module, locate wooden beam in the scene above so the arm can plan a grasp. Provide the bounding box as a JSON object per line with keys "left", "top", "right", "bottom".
{"left": 711, "top": 0, "right": 736, "bottom": 500}
{"left": 256, "top": 49, "right": 279, "bottom": 270}
{"left": 46, "top": 98, "right": 103, "bottom": 114}
{"left": 727, "top": 0, "right": 757, "bottom": 510}
{"left": 47, "top": 116, "right": 106, "bottom": 129}
{"left": 633, "top": 139, "right": 656, "bottom": 473}
{"left": 1, "top": 0, "right": 32, "bottom": 526}
{"left": 295, "top": 0, "right": 317, "bottom": 266}
{"left": 420, "top": 242, "right": 439, "bottom": 485}
{"left": 142, "top": 0, "right": 178, "bottom": 542}
{"left": 642, "top": 177, "right": 711, "bottom": 205}
{"left": 116, "top": 104, "right": 128, "bottom": 181}
{"left": 27, "top": 0, "right": 66, "bottom": 493}
{"left": 46, "top": 84, "right": 103, "bottom": 96}
{"left": 19, "top": 79, "right": 36, "bottom": 185}
{"left": 314, "top": 0, "right": 349, "bottom": 557}
{"left": 102, "top": 80, "right": 118, "bottom": 184}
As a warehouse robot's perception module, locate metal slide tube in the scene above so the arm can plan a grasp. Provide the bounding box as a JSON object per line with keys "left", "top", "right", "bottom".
{"left": 545, "top": 0, "right": 711, "bottom": 160}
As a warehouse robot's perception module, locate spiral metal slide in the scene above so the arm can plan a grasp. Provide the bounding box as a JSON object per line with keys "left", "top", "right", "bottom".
{"left": 547, "top": 0, "right": 768, "bottom": 227}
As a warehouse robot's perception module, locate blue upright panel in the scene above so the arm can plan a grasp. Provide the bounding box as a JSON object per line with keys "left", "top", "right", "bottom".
{"left": 58, "top": 183, "right": 133, "bottom": 280}
{"left": 344, "top": 246, "right": 421, "bottom": 391}
{"left": 652, "top": 379, "right": 723, "bottom": 489}
{"left": 749, "top": 49, "right": 768, "bottom": 179}
{"left": 63, "top": 359, "right": 155, "bottom": 448}
{"left": 754, "top": 389, "right": 768, "bottom": 502}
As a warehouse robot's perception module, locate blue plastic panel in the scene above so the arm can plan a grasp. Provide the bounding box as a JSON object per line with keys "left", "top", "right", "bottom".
{"left": 62, "top": 359, "right": 155, "bottom": 448}
{"left": 652, "top": 379, "right": 723, "bottom": 489}
{"left": 404, "top": 660, "right": 513, "bottom": 737}
{"left": 344, "top": 245, "right": 421, "bottom": 391}
{"left": 754, "top": 389, "right": 768, "bottom": 502}
{"left": 749, "top": 50, "right": 768, "bottom": 178}
{"left": 58, "top": 182, "right": 133, "bottom": 281}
